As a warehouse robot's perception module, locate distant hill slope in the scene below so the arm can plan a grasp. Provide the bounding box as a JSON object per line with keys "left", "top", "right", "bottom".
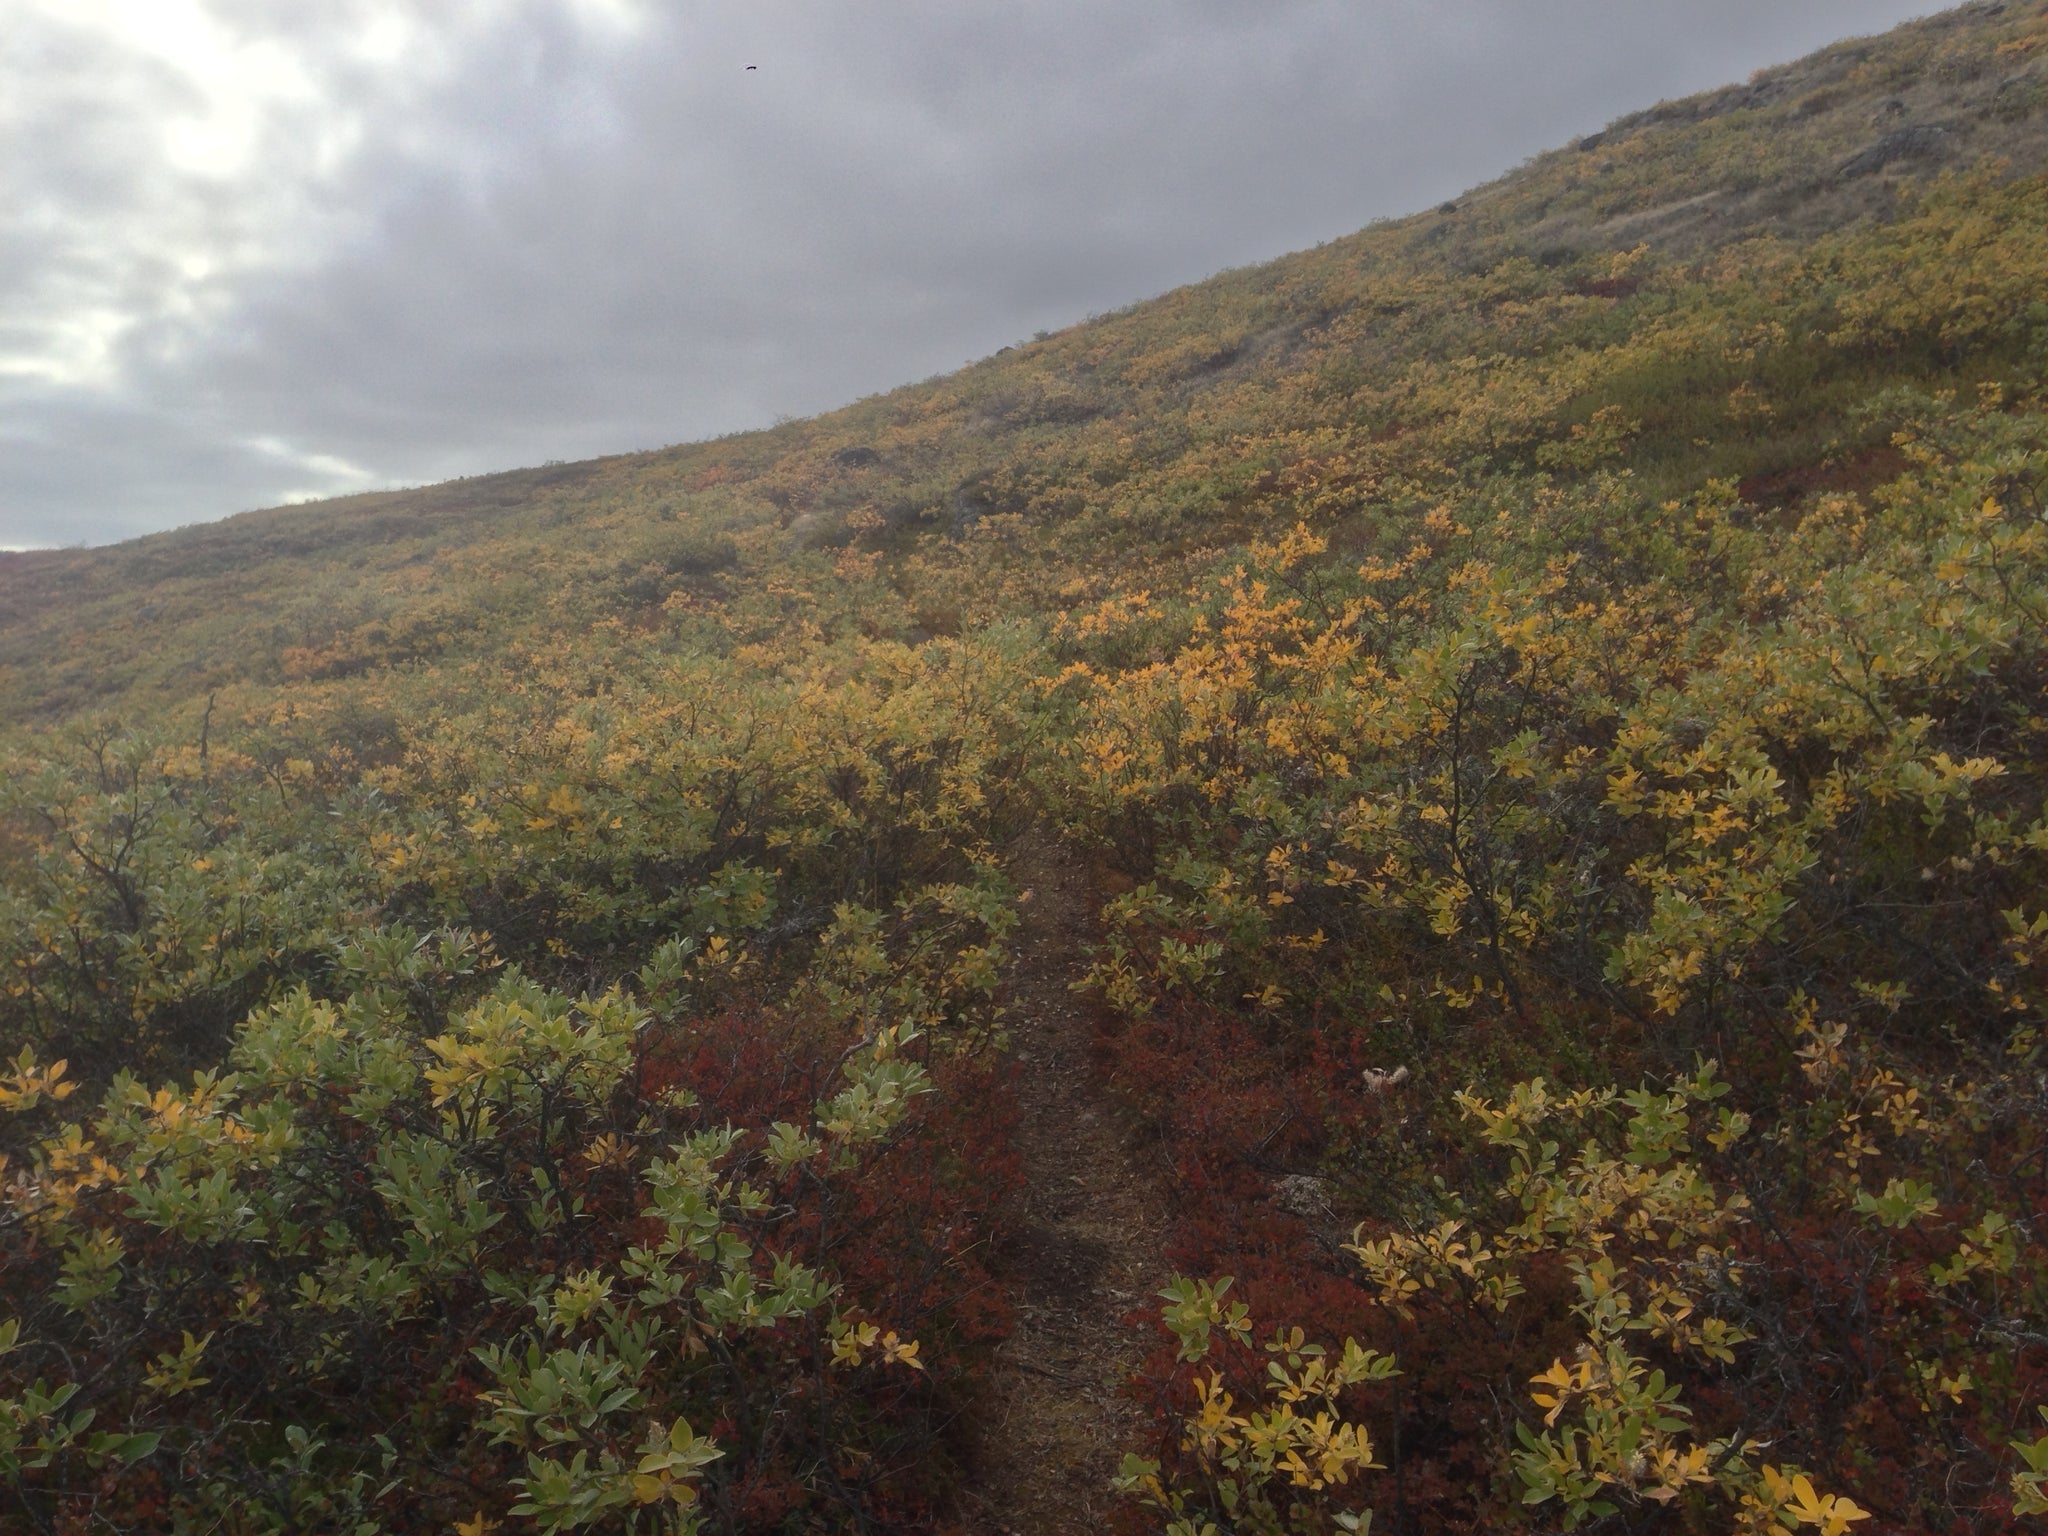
{"left": 4, "top": 0, "right": 2047, "bottom": 721}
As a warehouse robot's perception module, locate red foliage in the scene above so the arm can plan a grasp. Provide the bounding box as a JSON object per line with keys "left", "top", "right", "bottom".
{"left": 1095, "top": 998, "right": 1592, "bottom": 1534}
{"left": 637, "top": 1000, "right": 1026, "bottom": 1527}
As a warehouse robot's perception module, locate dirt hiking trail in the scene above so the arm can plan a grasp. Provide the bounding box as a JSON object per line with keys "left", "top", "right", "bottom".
{"left": 967, "top": 837, "right": 1176, "bottom": 1535}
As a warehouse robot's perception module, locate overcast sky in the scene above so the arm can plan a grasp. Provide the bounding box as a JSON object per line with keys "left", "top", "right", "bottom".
{"left": 2, "top": 1, "right": 1952, "bottom": 549}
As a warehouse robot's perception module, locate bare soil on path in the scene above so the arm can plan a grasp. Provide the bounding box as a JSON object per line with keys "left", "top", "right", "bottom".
{"left": 966, "top": 837, "right": 1176, "bottom": 1535}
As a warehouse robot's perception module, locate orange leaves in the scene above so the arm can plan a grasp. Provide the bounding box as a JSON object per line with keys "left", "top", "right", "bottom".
{"left": 826, "top": 1317, "right": 924, "bottom": 1371}
{"left": 1752, "top": 1466, "right": 1872, "bottom": 1534}
{"left": 1054, "top": 587, "right": 1155, "bottom": 643}
{"left": 0, "top": 1048, "right": 74, "bottom": 1115}
{"left": 1247, "top": 520, "right": 1330, "bottom": 574}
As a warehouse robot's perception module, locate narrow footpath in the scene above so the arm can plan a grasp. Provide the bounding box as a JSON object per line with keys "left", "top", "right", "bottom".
{"left": 969, "top": 837, "right": 1176, "bottom": 1535}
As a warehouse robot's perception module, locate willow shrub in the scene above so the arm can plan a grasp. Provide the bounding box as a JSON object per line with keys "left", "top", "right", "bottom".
{"left": 0, "top": 923, "right": 972, "bottom": 1533}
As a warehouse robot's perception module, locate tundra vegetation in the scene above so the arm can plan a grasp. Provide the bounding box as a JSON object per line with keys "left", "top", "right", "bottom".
{"left": 8, "top": 4, "right": 2048, "bottom": 1531}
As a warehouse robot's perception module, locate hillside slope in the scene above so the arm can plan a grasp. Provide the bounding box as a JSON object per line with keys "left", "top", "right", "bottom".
{"left": 5, "top": 0, "right": 2048, "bottom": 719}
{"left": 7, "top": 6, "right": 2048, "bottom": 1534}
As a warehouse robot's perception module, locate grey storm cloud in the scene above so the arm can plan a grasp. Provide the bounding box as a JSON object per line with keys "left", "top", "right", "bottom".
{"left": 2, "top": 0, "right": 1954, "bottom": 548}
